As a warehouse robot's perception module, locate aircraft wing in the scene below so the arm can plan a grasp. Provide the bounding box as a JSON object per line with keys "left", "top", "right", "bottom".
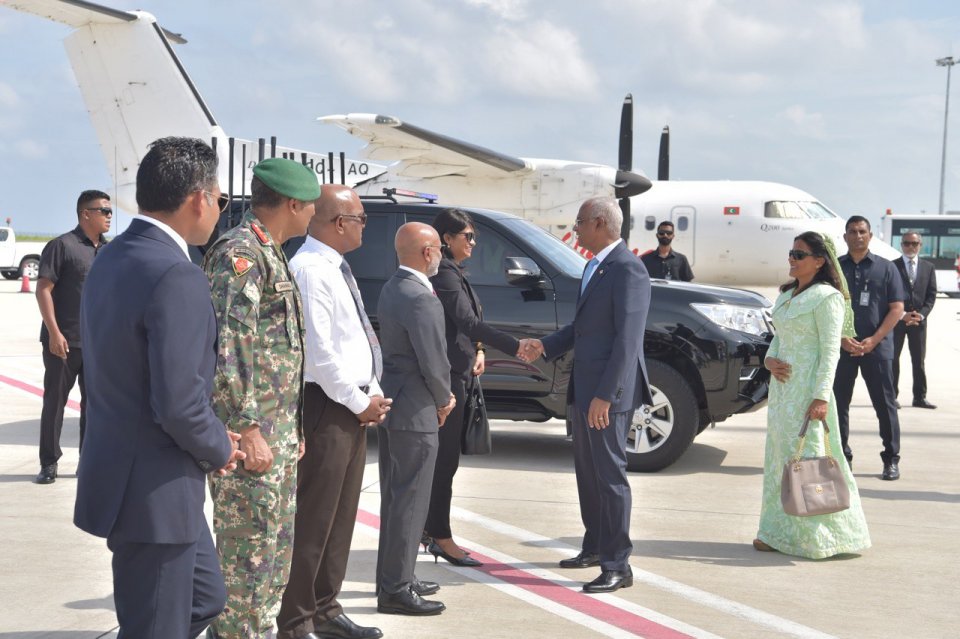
{"left": 319, "top": 113, "right": 532, "bottom": 180}
{"left": 1, "top": 0, "right": 187, "bottom": 43}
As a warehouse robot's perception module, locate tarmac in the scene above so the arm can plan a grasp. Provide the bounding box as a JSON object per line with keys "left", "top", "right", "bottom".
{"left": 1, "top": 278, "right": 958, "bottom": 639}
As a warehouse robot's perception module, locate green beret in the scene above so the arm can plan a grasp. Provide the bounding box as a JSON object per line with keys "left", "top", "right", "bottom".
{"left": 252, "top": 158, "right": 320, "bottom": 201}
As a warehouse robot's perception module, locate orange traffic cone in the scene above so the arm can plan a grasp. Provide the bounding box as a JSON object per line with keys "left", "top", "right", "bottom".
{"left": 19, "top": 275, "right": 31, "bottom": 293}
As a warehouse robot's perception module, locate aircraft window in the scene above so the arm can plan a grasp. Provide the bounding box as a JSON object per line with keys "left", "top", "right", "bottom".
{"left": 0, "top": 229, "right": 7, "bottom": 241}
{"left": 766, "top": 201, "right": 840, "bottom": 220}
{"left": 644, "top": 216, "right": 656, "bottom": 231}
{"left": 676, "top": 216, "right": 689, "bottom": 231}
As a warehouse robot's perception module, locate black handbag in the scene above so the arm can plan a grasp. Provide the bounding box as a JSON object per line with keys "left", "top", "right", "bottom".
{"left": 461, "top": 375, "right": 491, "bottom": 455}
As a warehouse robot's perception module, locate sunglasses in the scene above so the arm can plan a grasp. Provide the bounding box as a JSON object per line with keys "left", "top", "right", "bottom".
{"left": 201, "top": 191, "right": 230, "bottom": 213}
{"left": 657, "top": 231, "right": 674, "bottom": 236}
{"left": 84, "top": 207, "right": 113, "bottom": 216}
{"left": 456, "top": 231, "right": 476, "bottom": 242}
{"left": 901, "top": 241, "right": 920, "bottom": 247}
{"left": 788, "top": 249, "right": 816, "bottom": 260}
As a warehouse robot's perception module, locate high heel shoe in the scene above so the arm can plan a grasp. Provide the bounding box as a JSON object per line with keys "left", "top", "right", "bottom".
{"left": 427, "top": 541, "right": 482, "bottom": 567}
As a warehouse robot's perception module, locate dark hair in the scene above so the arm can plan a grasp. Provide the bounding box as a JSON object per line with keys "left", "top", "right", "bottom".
{"left": 76, "top": 189, "right": 110, "bottom": 216}
{"left": 780, "top": 231, "right": 843, "bottom": 293}
{"left": 845, "top": 215, "right": 871, "bottom": 231}
{"left": 432, "top": 208, "right": 474, "bottom": 259}
{"left": 657, "top": 220, "right": 674, "bottom": 231}
{"left": 250, "top": 174, "right": 284, "bottom": 209}
{"left": 136, "top": 137, "right": 218, "bottom": 213}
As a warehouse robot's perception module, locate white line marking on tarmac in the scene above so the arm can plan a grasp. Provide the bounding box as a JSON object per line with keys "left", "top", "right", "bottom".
{"left": 451, "top": 506, "right": 838, "bottom": 639}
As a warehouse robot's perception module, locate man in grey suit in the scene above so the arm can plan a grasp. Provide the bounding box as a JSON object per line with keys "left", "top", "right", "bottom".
{"left": 376, "top": 222, "right": 455, "bottom": 616}
{"left": 521, "top": 197, "right": 651, "bottom": 594}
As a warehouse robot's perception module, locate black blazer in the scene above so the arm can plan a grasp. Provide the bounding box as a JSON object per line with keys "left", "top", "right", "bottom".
{"left": 75, "top": 220, "right": 232, "bottom": 544}
{"left": 893, "top": 256, "right": 937, "bottom": 319}
{"left": 430, "top": 257, "right": 520, "bottom": 376}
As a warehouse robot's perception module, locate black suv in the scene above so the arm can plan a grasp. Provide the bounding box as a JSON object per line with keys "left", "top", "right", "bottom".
{"left": 208, "top": 195, "right": 773, "bottom": 471}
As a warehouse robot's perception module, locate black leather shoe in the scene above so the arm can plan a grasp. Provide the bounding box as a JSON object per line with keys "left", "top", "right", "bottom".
{"left": 913, "top": 399, "right": 937, "bottom": 409}
{"left": 412, "top": 579, "right": 440, "bottom": 596}
{"left": 377, "top": 588, "right": 445, "bottom": 616}
{"left": 583, "top": 569, "right": 633, "bottom": 594}
{"left": 882, "top": 463, "right": 900, "bottom": 481}
{"left": 35, "top": 464, "right": 57, "bottom": 484}
{"left": 312, "top": 613, "right": 383, "bottom": 639}
{"left": 559, "top": 551, "right": 600, "bottom": 569}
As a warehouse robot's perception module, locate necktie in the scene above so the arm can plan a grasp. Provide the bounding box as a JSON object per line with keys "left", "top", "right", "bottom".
{"left": 340, "top": 259, "right": 383, "bottom": 381}
{"left": 581, "top": 257, "right": 599, "bottom": 294}
{"left": 907, "top": 258, "right": 916, "bottom": 285}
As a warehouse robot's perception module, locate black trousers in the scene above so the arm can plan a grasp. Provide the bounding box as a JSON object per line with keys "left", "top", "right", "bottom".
{"left": 833, "top": 353, "right": 901, "bottom": 464}
{"left": 40, "top": 346, "right": 85, "bottom": 466}
{"left": 277, "top": 383, "right": 367, "bottom": 639}
{"left": 893, "top": 322, "right": 927, "bottom": 401}
{"left": 424, "top": 371, "right": 468, "bottom": 539}
{"left": 108, "top": 521, "right": 225, "bottom": 639}
{"left": 571, "top": 405, "right": 634, "bottom": 572}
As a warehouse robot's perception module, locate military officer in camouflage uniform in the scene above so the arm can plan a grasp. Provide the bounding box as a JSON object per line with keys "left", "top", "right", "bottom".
{"left": 205, "top": 158, "right": 320, "bottom": 639}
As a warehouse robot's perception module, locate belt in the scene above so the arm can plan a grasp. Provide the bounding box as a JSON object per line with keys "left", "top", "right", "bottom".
{"left": 306, "top": 381, "right": 369, "bottom": 394}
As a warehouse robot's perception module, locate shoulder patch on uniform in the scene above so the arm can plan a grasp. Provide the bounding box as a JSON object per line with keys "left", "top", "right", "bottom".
{"left": 232, "top": 255, "right": 254, "bottom": 277}
{"left": 250, "top": 224, "right": 270, "bottom": 245}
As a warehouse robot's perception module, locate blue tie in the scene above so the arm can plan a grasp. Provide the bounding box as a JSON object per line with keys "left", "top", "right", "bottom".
{"left": 581, "top": 258, "right": 599, "bottom": 294}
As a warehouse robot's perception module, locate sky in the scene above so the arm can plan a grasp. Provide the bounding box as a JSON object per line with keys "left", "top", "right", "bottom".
{"left": 0, "top": 0, "right": 958, "bottom": 236}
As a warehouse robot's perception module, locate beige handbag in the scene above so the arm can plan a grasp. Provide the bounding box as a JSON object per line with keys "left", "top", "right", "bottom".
{"left": 780, "top": 417, "right": 851, "bottom": 517}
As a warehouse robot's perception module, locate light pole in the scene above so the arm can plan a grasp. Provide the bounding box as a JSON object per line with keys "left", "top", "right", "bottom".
{"left": 936, "top": 56, "right": 956, "bottom": 215}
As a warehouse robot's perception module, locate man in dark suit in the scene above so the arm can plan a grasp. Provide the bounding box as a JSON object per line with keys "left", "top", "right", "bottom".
{"left": 375, "top": 222, "right": 455, "bottom": 616}
{"left": 892, "top": 232, "right": 937, "bottom": 409}
{"left": 76, "top": 137, "right": 243, "bottom": 638}
{"left": 521, "top": 196, "right": 652, "bottom": 594}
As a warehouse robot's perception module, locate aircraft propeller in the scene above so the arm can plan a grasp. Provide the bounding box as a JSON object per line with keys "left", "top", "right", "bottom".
{"left": 613, "top": 93, "right": 651, "bottom": 242}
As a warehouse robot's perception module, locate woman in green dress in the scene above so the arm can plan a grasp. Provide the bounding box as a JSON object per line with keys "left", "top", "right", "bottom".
{"left": 756, "top": 231, "right": 871, "bottom": 559}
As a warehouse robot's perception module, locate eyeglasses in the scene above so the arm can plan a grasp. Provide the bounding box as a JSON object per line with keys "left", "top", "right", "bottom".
{"left": 788, "top": 249, "right": 815, "bottom": 260}
{"left": 901, "top": 241, "right": 920, "bottom": 247}
{"left": 201, "top": 191, "right": 230, "bottom": 213}
{"left": 656, "top": 231, "right": 674, "bottom": 236}
{"left": 84, "top": 207, "right": 113, "bottom": 216}
{"left": 337, "top": 213, "right": 367, "bottom": 226}
{"left": 455, "top": 231, "right": 476, "bottom": 242}
{"left": 573, "top": 216, "right": 598, "bottom": 229}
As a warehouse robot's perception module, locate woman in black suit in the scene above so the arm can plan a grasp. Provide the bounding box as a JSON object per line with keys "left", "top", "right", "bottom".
{"left": 425, "top": 209, "right": 520, "bottom": 566}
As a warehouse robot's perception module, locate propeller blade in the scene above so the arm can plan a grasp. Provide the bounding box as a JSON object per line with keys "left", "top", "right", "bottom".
{"left": 658, "top": 125, "right": 670, "bottom": 181}
{"left": 619, "top": 196, "right": 631, "bottom": 243}
{"left": 619, "top": 93, "right": 633, "bottom": 171}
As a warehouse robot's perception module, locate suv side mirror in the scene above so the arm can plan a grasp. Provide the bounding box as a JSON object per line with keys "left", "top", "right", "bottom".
{"left": 504, "top": 256, "right": 543, "bottom": 287}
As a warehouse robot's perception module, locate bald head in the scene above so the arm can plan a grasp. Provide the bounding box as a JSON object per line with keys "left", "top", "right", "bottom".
{"left": 308, "top": 184, "right": 365, "bottom": 254}
{"left": 396, "top": 222, "right": 442, "bottom": 276}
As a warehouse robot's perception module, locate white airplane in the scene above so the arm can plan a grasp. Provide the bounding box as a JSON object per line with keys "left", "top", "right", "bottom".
{"left": 4, "top": 0, "right": 898, "bottom": 285}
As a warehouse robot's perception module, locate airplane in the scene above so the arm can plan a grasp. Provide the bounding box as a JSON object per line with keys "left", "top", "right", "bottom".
{"left": 3, "top": 0, "right": 899, "bottom": 285}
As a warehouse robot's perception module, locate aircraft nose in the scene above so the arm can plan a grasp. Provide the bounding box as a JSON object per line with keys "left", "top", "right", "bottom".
{"left": 613, "top": 169, "right": 652, "bottom": 198}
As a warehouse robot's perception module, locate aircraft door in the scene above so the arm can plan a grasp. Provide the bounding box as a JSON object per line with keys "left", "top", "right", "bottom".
{"left": 670, "top": 206, "right": 696, "bottom": 265}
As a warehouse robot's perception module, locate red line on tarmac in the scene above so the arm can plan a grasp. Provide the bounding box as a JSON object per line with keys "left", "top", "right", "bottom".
{"left": 0, "top": 374, "right": 81, "bottom": 412}
{"left": 356, "top": 508, "right": 693, "bottom": 639}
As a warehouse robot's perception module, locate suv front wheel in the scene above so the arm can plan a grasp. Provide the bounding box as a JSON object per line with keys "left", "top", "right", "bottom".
{"left": 626, "top": 359, "right": 698, "bottom": 472}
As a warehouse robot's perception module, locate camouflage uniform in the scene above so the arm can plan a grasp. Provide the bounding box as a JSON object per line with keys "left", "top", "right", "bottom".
{"left": 205, "top": 211, "right": 304, "bottom": 639}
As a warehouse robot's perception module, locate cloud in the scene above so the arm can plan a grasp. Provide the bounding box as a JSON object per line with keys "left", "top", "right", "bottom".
{"left": 14, "top": 139, "right": 47, "bottom": 159}
{"left": 779, "top": 105, "right": 827, "bottom": 139}
{"left": 464, "top": 0, "right": 528, "bottom": 21}
{"left": 0, "top": 82, "right": 20, "bottom": 109}
{"left": 483, "top": 21, "right": 598, "bottom": 99}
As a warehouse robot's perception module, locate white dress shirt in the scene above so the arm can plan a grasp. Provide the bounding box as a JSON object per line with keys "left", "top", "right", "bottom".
{"left": 136, "top": 214, "right": 190, "bottom": 258}
{"left": 592, "top": 238, "right": 622, "bottom": 268}
{"left": 398, "top": 265, "right": 435, "bottom": 292}
{"left": 289, "top": 236, "right": 381, "bottom": 414}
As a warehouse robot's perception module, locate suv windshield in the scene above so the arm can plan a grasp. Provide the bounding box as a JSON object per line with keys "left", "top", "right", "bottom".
{"left": 501, "top": 217, "right": 586, "bottom": 277}
{"left": 764, "top": 200, "right": 840, "bottom": 220}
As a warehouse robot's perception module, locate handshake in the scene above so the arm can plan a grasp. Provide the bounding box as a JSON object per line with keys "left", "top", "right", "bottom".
{"left": 516, "top": 338, "right": 544, "bottom": 363}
